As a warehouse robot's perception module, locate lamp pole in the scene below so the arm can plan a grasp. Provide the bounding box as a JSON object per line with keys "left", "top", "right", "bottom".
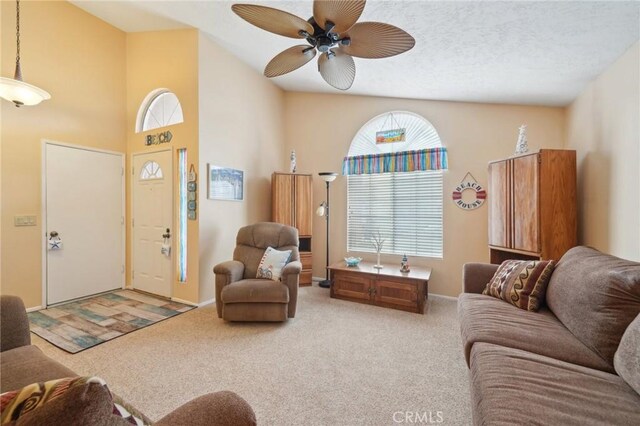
{"left": 318, "top": 172, "right": 337, "bottom": 288}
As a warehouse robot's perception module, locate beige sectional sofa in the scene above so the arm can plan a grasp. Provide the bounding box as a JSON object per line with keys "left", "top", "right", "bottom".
{"left": 458, "top": 246, "right": 640, "bottom": 425}
{"left": 0, "top": 295, "right": 257, "bottom": 425}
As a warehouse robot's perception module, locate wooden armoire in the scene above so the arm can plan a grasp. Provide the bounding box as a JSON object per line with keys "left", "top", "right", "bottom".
{"left": 272, "top": 172, "right": 313, "bottom": 285}
{"left": 488, "top": 149, "right": 577, "bottom": 264}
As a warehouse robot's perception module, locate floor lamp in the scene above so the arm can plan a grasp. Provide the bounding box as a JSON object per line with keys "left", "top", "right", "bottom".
{"left": 317, "top": 172, "right": 337, "bottom": 288}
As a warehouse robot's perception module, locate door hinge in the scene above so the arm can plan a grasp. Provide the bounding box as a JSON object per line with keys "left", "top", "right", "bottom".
{"left": 132, "top": 218, "right": 134, "bottom": 227}
{"left": 121, "top": 167, "right": 124, "bottom": 176}
{"left": 121, "top": 216, "right": 124, "bottom": 225}
{"left": 121, "top": 265, "right": 125, "bottom": 273}
{"left": 132, "top": 270, "right": 135, "bottom": 278}
{"left": 132, "top": 166, "right": 135, "bottom": 175}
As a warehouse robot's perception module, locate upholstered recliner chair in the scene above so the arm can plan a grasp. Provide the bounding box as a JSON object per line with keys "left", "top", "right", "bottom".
{"left": 214, "top": 222, "right": 302, "bottom": 322}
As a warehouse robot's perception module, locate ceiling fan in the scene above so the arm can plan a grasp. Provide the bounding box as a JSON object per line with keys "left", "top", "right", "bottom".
{"left": 231, "top": 0, "right": 415, "bottom": 90}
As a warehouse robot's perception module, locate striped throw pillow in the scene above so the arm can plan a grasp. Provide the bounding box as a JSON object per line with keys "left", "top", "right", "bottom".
{"left": 482, "top": 259, "right": 555, "bottom": 311}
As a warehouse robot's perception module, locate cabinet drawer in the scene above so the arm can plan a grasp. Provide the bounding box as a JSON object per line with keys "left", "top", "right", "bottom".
{"left": 332, "top": 273, "right": 371, "bottom": 301}
{"left": 299, "top": 271, "right": 312, "bottom": 286}
{"left": 299, "top": 252, "right": 312, "bottom": 269}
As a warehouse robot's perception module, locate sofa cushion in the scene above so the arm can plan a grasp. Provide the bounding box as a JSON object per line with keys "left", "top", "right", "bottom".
{"left": 458, "top": 293, "right": 613, "bottom": 372}
{"left": 256, "top": 247, "right": 291, "bottom": 281}
{"left": 482, "top": 259, "right": 555, "bottom": 311}
{"left": 221, "top": 280, "right": 289, "bottom": 304}
{"left": 546, "top": 246, "right": 640, "bottom": 366}
{"left": 469, "top": 342, "right": 640, "bottom": 426}
{"left": 614, "top": 313, "right": 640, "bottom": 395}
{"left": 0, "top": 346, "right": 76, "bottom": 393}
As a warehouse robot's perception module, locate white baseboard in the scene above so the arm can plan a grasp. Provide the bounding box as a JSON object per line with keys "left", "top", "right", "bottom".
{"left": 429, "top": 293, "right": 458, "bottom": 301}
{"left": 312, "top": 276, "right": 325, "bottom": 283}
{"left": 26, "top": 306, "right": 43, "bottom": 313}
{"left": 171, "top": 297, "right": 214, "bottom": 308}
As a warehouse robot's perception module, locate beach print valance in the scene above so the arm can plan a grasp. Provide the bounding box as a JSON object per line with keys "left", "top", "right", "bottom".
{"left": 342, "top": 148, "right": 448, "bottom": 175}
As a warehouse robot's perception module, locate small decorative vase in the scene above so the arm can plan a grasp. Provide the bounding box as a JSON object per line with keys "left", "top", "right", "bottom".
{"left": 374, "top": 251, "right": 383, "bottom": 269}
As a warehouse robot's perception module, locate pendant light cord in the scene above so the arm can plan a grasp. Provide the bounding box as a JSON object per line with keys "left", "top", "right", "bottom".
{"left": 14, "top": 0, "right": 22, "bottom": 81}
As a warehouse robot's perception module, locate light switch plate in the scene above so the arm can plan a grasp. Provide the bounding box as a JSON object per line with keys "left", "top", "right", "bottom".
{"left": 14, "top": 215, "right": 37, "bottom": 226}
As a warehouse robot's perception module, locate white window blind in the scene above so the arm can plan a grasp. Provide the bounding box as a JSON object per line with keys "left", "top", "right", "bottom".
{"left": 347, "top": 171, "right": 443, "bottom": 258}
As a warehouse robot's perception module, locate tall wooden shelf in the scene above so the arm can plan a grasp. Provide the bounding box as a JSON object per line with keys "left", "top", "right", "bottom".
{"left": 488, "top": 149, "right": 577, "bottom": 264}
{"left": 272, "top": 172, "right": 313, "bottom": 286}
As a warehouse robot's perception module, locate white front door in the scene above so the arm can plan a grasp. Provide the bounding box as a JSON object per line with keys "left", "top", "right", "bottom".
{"left": 132, "top": 151, "right": 173, "bottom": 297}
{"left": 45, "top": 142, "right": 124, "bottom": 305}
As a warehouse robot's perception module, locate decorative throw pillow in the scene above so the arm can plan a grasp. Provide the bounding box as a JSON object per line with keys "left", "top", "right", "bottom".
{"left": 0, "top": 376, "right": 150, "bottom": 425}
{"left": 256, "top": 246, "right": 292, "bottom": 281}
{"left": 482, "top": 259, "right": 555, "bottom": 311}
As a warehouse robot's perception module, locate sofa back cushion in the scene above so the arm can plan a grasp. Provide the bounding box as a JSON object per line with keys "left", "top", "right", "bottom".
{"left": 614, "top": 314, "right": 640, "bottom": 395}
{"left": 546, "top": 246, "right": 640, "bottom": 365}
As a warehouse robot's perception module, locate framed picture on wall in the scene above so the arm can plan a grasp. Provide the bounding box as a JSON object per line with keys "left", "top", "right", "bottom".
{"left": 207, "top": 165, "right": 244, "bottom": 201}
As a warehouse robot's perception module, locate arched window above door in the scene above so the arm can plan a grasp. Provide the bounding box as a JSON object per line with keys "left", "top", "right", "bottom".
{"left": 136, "top": 89, "right": 184, "bottom": 133}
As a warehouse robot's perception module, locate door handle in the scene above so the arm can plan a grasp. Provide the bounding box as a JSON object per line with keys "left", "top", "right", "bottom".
{"left": 162, "top": 228, "right": 171, "bottom": 239}
{"left": 50, "top": 231, "right": 59, "bottom": 238}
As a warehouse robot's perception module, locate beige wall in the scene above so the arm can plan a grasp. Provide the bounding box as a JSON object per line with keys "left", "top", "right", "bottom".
{"left": 197, "top": 33, "right": 286, "bottom": 302}
{"left": 284, "top": 93, "right": 566, "bottom": 297}
{"left": 0, "top": 1, "right": 126, "bottom": 308}
{"left": 566, "top": 42, "right": 640, "bottom": 261}
{"left": 126, "top": 29, "right": 201, "bottom": 304}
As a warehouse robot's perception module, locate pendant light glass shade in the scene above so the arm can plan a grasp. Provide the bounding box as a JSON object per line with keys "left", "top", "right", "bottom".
{"left": 1, "top": 0, "right": 51, "bottom": 107}
{"left": 0, "top": 76, "right": 51, "bottom": 107}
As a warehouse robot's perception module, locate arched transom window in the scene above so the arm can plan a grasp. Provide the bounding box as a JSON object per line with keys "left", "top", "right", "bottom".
{"left": 344, "top": 111, "right": 448, "bottom": 258}
{"left": 139, "top": 161, "right": 164, "bottom": 180}
{"left": 136, "top": 89, "right": 184, "bottom": 133}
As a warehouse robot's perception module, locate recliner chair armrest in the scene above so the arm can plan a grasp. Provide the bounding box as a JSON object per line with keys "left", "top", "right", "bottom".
{"left": 281, "top": 261, "right": 302, "bottom": 318}
{"left": 214, "top": 261, "right": 245, "bottom": 318}
{"left": 462, "top": 263, "right": 499, "bottom": 294}
{"left": 214, "top": 260, "right": 245, "bottom": 282}
{"left": 0, "top": 295, "right": 31, "bottom": 352}
{"left": 155, "top": 391, "right": 256, "bottom": 426}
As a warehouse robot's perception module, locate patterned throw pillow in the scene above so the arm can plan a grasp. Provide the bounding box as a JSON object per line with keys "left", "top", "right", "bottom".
{"left": 0, "top": 376, "right": 150, "bottom": 425}
{"left": 256, "top": 246, "right": 292, "bottom": 281}
{"left": 482, "top": 259, "right": 555, "bottom": 311}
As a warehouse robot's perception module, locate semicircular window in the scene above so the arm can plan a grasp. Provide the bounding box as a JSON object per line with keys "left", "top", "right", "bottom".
{"left": 136, "top": 89, "right": 184, "bottom": 133}
{"left": 139, "top": 161, "right": 164, "bottom": 180}
{"left": 344, "top": 111, "right": 448, "bottom": 258}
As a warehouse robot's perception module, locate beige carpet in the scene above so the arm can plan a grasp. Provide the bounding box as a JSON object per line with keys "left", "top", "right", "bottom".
{"left": 33, "top": 285, "right": 472, "bottom": 425}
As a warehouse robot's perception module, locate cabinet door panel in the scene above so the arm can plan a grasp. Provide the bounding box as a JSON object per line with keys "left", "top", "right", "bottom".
{"left": 512, "top": 154, "right": 539, "bottom": 253}
{"left": 272, "top": 174, "right": 295, "bottom": 227}
{"left": 375, "top": 279, "right": 418, "bottom": 308}
{"left": 294, "top": 175, "right": 313, "bottom": 236}
{"left": 332, "top": 273, "right": 371, "bottom": 301}
{"left": 488, "top": 161, "right": 509, "bottom": 248}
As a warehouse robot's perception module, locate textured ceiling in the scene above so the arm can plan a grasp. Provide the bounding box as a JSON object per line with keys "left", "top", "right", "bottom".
{"left": 71, "top": 0, "right": 640, "bottom": 106}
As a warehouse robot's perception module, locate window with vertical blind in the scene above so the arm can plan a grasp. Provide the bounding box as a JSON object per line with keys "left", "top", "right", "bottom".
{"left": 344, "top": 111, "right": 447, "bottom": 258}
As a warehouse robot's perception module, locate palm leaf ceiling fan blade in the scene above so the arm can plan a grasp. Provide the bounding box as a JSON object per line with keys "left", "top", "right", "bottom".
{"left": 313, "top": 0, "right": 366, "bottom": 34}
{"left": 342, "top": 22, "right": 416, "bottom": 58}
{"left": 231, "top": 4, "right": 313, "bottom": 39}
{"left": 318, "top": 50, "right": 356, "bottom": 90}
{"left": 264, "top": 45, "right": 317, "bottom": 78}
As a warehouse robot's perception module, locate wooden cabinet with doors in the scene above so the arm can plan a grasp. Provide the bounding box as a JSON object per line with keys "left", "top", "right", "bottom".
{"left": 272, "top": 172, "right": 313, "bottom": 285}
{"left": 488, "top": 149, "right": 577, "bottom": 264}
{"left": 328, "top": 262, "right": 431, "bottom": 314}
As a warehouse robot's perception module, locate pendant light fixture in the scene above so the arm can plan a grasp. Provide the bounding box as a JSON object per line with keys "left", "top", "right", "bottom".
{"left": 0, "top": 0, "right": 51, "bottom": 107}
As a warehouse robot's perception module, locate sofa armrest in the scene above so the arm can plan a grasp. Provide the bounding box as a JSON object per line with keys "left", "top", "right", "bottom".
{"left": 281, "top": 260, "right": 301, "bottom": 318}
{"left": 155, "top": 391, "right": 256, "bottom": 426}
{"left": 214, "top": 261, "right": 245, "bottom": 318}
{"left": 0, "top": 295, "right": 31, "bottom": 352}
{"left": 462, "top": 263, "right": 499, "bottom": 294}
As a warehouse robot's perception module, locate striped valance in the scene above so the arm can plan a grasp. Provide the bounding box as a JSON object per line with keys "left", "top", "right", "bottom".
{"left": 342, "top": 148, "right": 448, "bottom": 175}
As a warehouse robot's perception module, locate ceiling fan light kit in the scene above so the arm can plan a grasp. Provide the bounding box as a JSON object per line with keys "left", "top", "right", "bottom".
{"left": 0, "top": 0, "right": 51, "bottom": 107}
{"left": 231, "top": 0, "right": 415, "bottom": 91}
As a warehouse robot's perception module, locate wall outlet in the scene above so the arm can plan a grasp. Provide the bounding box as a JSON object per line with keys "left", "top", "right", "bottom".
{"left": 14, "top": 215, "right": 37, "bottom": 226}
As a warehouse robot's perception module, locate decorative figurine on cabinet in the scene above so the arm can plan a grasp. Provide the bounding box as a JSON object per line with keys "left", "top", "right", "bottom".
{"left": 400, "top": 254, "right": 410, "bottom": 273}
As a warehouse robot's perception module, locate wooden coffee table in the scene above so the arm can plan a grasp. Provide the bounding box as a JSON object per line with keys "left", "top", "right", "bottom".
{"left": 328, "top": 261, "right": 431, "bottom": 314}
